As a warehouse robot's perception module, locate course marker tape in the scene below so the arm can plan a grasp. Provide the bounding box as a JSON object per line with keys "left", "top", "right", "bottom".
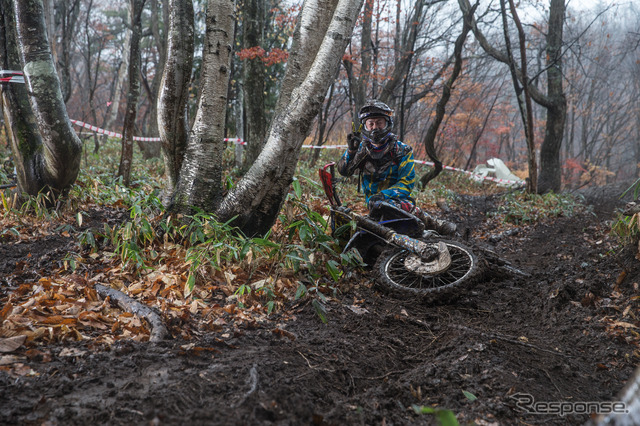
{"left": 67, "top": 121, "right": 520, "bottom": 186}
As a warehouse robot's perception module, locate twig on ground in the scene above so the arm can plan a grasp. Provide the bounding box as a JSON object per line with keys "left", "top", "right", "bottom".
{"left": 298, "top": 350, "right": 336, "bottom": 373}
{"left": 352, "top": 370, "right": 405, "bottom": 381}
{"left": 543, "top": 368, "right": 563, "bottom": 395}
{"left": 233, "top": 363, "right": 259, "bottom": 408}
{"left": 450, "top": 324, "right": 571, "bottom": 358}
{"left": 94, "top": 283, "right": 168, "bottom": 342}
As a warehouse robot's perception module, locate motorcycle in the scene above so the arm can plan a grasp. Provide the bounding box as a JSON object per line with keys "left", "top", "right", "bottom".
{"left": 319, "top": 162, "right": 479, "bottom": 300}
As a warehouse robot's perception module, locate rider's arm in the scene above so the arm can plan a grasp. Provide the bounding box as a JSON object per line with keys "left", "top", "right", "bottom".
{"left": 337, "top": 145, "right": 367, "bottom": 177}
{"left": 336, "top": 150, "right": 354, "bottom": 177}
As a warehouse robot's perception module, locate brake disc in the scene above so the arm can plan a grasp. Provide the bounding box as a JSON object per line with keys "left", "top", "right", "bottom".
{"left": 404, "top": 241, "right": 452, "bottom": 274}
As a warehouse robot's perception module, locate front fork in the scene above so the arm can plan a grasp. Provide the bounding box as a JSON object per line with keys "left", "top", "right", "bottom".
{"left": 333, "top": 206, "right": 439, "bottom": 260}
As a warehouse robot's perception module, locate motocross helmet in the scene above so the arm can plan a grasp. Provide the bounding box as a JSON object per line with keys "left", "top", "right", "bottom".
{"left": 359, "top": 99, "right": 395, "bottom": 159}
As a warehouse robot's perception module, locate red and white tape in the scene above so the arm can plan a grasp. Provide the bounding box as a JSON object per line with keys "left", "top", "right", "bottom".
{"left": 0, "top": 70, "right": 521, "bottom": 187}
{"left": 69, "top": 121, "right": 523, "bottom": 186}
{"left": 0, "top": 70, "right": 24, "bottom": 84}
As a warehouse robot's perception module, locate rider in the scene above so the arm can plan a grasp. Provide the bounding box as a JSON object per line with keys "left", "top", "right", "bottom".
{"left": 337, "top": 99, "right": 456, "bottom": 235}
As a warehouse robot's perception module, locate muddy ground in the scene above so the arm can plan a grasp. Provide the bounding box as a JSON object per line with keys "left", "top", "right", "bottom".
{"left": 1, "top": 189, "right": 639, "bottom": 425}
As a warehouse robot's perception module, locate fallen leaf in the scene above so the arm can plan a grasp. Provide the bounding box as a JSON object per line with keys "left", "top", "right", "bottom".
{"left": 0, "top": 355, "right": 24, "bottom": 365}
{"left": 348, "top": 305, "right": 369, "bottom": 315}
{"left": 58, "top": 347, "right": 86, "bottom": 357}
{"left": 272, "top": 328, "right": 296, "bottom": 340}
{"left": 0, "top": 335, "right": 26, "bottom": 353}
{"left": 224, "top": 271, "right": 236, "bottom": 286}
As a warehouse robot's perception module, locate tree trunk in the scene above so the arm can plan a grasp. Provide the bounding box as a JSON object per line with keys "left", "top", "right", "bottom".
{"left": 458, "top": 0, "right": 567, "bottom": 193}
{"left": 310, "top": 80, "right": 336, "bottom": 166}
{"left": 419, "top": 7, "right": 473, "bottom": 187}
{"left": 240, "top": 0, "right": 266, "bottom": 171}
{"left": 378, "top": 0, "right": 425, "bottom": 107}
{"left": 234, "top": 78, "right": 245, "bottom": 169}
{"left": 634, "top": 64, "right": 640, "bottom": 179}
{"left": 275, "top": 0, "right": 340, "bottom": 116}
{"left": 536, "top": 0, "right": 566, "bottom": 193}
{"left": 1, "top": 0, "right": 42, "bottom": 196}
{"left": 54, "top": 0, "right": 80, "bottom": 104}
{"left": 43, "top": 0, "right": 55, "bottom": 62}
{"left": 137, "top": 0, "right": 166, "bottom": 160}
{"left": 84, "top": 0, "right": 100, "bottom": 152}
{"left": 343, "top": 0, "right": 371, "bottom": 120}
{"left": 103, "top": 11, "right": 131, "bottom": 133}
{"left": 159, "top": 0, "right": 362, "bottom": 235}
{"left": 148, "top": 0, "right": 166, "bottom": 141}
{"left": 157, "top": 0, "right": 194, "bottom": 204}
{"left": 501, "top": 0, "right": 537, "bottom": 193}
{"left": 1, "top": 0, "right": 82, "bottom": 197}
{"left": 167, "top": 0, "right": 234, "bottom": 214}
{"left": 117, "top": 0, "right": 146, "bottom": 187}
{"left": 214, "top": 0, "right": 363, "bottom": 236}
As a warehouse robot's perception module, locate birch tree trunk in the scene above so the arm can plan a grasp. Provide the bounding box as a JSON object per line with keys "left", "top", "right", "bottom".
{"left": 0, "top": 0, "right": 42, "bottom": 196}
{"left": 273, "top": 0, "right": 340, "bottom": 117}
{"left": 157, "top": 0, "right": 194, "bottom": 203}
{"left": 0, "top": 0, "right": 82, "bottom": 198}
{"left": 117, "top": 0, "right": 146, "bottom": 187}
{"left": 166, "top": 0, "right": 234, "bottom": 214}
{"left": 159, "top": 0, "right": 363, "bottom": 235}
{"left": 214, "top": 0, "right": 363, "bottom": 236}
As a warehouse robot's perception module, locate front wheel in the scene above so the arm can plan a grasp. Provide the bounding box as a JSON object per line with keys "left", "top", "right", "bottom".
{"left": 375, "top": 239, "right": 478, "bottom": 300}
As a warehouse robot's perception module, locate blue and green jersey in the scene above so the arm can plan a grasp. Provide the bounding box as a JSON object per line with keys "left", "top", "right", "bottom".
{"left": 338, "top": 140, "right": 416, "bottom": 205}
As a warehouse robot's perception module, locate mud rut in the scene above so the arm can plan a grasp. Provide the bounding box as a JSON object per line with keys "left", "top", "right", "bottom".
{"left": 1, "top": 193, "right": 637, "bottom": 425}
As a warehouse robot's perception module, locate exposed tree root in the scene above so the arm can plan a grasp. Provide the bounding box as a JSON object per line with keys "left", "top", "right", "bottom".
{"left": 94, "top": 284, "right": 168, "bottom": 342}
{"left": 234, "top": 363, "right": 259, "bottom": 408}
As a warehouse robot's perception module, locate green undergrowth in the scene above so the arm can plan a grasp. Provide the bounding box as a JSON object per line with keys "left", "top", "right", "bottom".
{"left": 0, "top": 141, "right": 593, "bottom": 321}
{"left": 488, "top": 191, "right": 589, "bottom": 225}
{"left": 611, "top": 178, "right": 640, "bottom": 245}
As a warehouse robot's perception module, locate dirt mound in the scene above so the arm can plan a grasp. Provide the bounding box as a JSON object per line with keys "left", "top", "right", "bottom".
{"left": 1, "top": 194, "right": 638, "bottom": 425}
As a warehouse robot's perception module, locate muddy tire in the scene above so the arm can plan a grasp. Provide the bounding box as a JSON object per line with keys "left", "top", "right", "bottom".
{"left": 374, "top": 239, "right": 478, "bottom": 301}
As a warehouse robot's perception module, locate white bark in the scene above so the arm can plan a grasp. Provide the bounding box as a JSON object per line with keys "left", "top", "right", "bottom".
{"left": 169, "top": 0, "right": 234, "bottom": 212}
{"left": 157, "top": 0, "right": 194, "bottom": 202}
{"left": 13, "top": 0, "right": 82, "bottom": 193}
{"left": 215, "top": 0, "right": 364, "bottom": 235}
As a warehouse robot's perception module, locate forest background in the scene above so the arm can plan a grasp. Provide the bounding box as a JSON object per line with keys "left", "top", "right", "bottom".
{"left": 3, "top": 0, "right": 637, "bottom": 193}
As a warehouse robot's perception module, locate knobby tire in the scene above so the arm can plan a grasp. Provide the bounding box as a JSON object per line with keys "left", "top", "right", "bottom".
{"left": 375, "top": 239, "right": 478, "bottom": 301}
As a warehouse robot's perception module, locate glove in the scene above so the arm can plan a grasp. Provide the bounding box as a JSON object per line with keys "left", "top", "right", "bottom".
{"left": 347, "top": 133, "right": 362, "bottom": 153}
{"left": 367, "top": 193, "right": 385, "bottom": 209}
